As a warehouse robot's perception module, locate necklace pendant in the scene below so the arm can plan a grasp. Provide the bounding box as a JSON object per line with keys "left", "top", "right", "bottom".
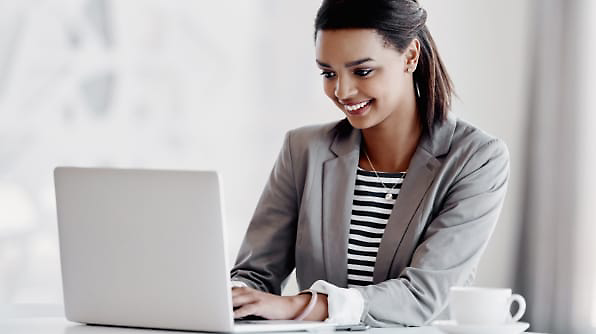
{"left": 385, "top": 193, "right": 393, "bottom": 200}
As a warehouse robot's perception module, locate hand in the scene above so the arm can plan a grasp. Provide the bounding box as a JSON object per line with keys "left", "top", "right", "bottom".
{"left": 232, "top": 287, "right": 310, "bottom": 320}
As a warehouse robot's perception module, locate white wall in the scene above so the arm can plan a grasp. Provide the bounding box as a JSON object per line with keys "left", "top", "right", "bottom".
{"left": 0, "top": 0, "right": 531, "bottom": 303}
{"left": 574, "top": 0, "right": 596, "bottom": 326}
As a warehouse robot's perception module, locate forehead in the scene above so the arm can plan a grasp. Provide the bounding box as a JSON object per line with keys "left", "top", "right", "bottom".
{"left": 315, "top": 29, "right": 400, "bottom": 64}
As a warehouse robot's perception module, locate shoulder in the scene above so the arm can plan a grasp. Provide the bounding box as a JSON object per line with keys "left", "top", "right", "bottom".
{"left": 449, "top": 116, "right": 509, "bottom": 161}
{"left": 442, "top": 116, "right": 510, "bottom": 182}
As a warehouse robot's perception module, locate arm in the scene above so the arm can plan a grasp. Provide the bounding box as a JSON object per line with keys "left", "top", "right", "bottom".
{"left": 231, "top": 131, "right": 299, "bottom": 295}
{"left": 355, "top": 139, "right": 510, "bottom": 327}
{"left": 231, "top": 130, "right": 333, "bottom": 321}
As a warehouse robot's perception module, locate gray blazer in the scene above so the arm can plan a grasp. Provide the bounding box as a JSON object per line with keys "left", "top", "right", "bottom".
{"left": 231, "top": 113, "right": 510, "bottom": 327}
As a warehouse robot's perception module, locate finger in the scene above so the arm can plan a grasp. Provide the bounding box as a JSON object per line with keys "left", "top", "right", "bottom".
{"left": 233, "top": 303, "right": 260, "bottom": 319}
{"left": 231, "top": 287, "right": 254, "bottom": 297}
{"left": 232, "top": 293, "right": 259, "bottom": 307}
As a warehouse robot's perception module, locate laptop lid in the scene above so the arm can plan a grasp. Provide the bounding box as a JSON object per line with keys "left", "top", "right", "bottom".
{"left": 54, "top": 167, "right": 235, "bottom": 332}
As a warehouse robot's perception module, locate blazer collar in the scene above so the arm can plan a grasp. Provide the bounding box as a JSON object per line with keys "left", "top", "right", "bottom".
{"left": 322, "top": 115, "right": 457, "bottom": 286}
{"left": 418, "top": 112, "right": 457, "bottom": 158}
{"left": 329, "top": 119, "right": 362, "bottom": 157}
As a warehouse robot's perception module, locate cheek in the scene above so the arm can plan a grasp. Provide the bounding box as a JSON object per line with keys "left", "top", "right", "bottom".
{"left": 360, "top": 80, "right": 387, "bottom": 102}
{"left": 368, "top": 75, "right": 403, "bottom": 104}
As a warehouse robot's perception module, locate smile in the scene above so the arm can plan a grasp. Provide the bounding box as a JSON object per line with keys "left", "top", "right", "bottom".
{"left": 343, "top": 100, "right": 372, "bottom": 113}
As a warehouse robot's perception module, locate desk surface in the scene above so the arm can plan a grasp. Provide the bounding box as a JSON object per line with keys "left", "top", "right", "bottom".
{"left": 0, "top": 317, "right": 547, "bottom": 334}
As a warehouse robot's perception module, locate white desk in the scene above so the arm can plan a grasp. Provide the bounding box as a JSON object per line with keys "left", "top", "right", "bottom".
{"left": 0, "top": 317, "right": 546, "bottom": 334}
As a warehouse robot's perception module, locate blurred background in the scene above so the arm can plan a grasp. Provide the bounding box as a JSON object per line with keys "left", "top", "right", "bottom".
{"left": 0, "top": 0, "right": 594, "bottom": 333}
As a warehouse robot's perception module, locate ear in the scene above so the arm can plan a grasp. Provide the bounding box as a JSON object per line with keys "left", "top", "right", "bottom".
{"left": 404, "top": 38, "right": 421, "bottom": 73}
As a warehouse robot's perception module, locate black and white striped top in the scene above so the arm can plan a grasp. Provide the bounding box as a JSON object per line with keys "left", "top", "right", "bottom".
{"left": 347, "top": 167, "right": 406, "bottom": 287}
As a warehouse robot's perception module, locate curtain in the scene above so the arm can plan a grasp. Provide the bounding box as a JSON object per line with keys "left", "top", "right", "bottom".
{"left": 515, "top": 0, "right": 596, "bottom": 333}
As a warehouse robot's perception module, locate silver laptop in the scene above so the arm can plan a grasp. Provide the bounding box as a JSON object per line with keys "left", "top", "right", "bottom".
{"left": 54, "top": 167, "right": 335, "bottom": 332}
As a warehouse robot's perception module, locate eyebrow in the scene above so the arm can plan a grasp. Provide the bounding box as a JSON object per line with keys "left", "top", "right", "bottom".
{"left": 316, "top": 57, "right": 374, "bottom": 68}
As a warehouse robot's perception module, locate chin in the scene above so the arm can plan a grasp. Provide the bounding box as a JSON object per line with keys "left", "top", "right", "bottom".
{"left": 344, "top": 115, "right": 377, "bottom": 130}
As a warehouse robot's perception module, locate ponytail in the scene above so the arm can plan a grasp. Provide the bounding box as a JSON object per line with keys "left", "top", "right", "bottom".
{"left": 414, "top": 25, "right": 454, "bottom": 135}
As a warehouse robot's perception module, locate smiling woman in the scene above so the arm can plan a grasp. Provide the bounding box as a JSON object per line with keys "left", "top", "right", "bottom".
{"left": 314, "top": 29, "right": 422, "bottom": 173}
{"left": 316, "top": 30, "right": 417, "bottom": 133}
{"left": 230, "top": 0, "right": 510, "bottom": 328}
{"left": 314, "top": 0, "right": 453, "bottom": 140}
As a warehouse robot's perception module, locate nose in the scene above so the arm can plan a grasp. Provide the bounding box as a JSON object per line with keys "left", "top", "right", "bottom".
{"left": 334, "top": 75, "right": 357, "bottom": 100}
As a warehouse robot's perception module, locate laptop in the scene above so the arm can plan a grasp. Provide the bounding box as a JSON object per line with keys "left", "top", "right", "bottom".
{"left": 54, "top": 167, "right": 338, "bottom": 332}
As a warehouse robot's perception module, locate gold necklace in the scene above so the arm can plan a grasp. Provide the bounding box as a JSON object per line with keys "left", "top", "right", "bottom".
{"left": 364, "top": 150, "right": 400, "bottom": 200}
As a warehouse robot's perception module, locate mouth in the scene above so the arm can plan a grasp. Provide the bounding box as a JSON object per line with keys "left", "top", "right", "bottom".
{"left": 343, "top": 100, "right": 373, "bottom": 116}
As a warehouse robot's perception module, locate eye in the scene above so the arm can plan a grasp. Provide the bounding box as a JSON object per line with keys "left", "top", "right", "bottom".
{"left": 354, "top": 68, "right": 374, "bottom": 77}
{"left": 320, "top": 71, "right": 336, "bottom": 79}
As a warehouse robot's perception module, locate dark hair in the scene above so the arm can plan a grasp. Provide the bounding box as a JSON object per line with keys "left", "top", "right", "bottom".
{"left": 315, "top": 0, "right": 453, "bottom": 135}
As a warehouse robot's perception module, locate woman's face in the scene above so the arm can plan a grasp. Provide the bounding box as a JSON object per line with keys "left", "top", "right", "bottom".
{"left": 315, "top": 29, "right": 416, "bottom": 130}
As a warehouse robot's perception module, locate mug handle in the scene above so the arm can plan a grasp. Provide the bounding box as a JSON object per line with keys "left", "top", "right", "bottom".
{"left": 508, "top": 294, "right": 526, "bottom": 322}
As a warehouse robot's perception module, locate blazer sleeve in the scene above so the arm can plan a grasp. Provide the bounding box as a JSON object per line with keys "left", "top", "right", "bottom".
{"left": 355, "top": 138, "right": 510, "bottom": 327}
{"left": 230, "top": 131, "right": 298, "bottom": 295}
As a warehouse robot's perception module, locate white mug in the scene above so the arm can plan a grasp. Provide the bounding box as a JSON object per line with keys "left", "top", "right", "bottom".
{"left": 449, "top": 287, "right": 526, "bottom": 325}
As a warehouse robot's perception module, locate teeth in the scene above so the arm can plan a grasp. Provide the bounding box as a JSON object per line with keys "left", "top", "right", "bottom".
{"left": 345, "top": 100, "right": 370, "bottom": 111}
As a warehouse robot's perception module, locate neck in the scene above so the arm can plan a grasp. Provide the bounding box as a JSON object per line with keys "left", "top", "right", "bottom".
{"left": 361, "top": 90, "right": 421, "bottom": 172}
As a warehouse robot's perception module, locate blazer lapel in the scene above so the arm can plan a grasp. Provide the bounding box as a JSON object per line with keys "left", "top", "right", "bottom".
{"left": 373, "top": 148, "right": 440, "bottom": 283}
{"left": 373, "top": 114, "right": 457, "bottom": 283}
{"left": 322, "top": 124, "right": 361, "bottom": 287}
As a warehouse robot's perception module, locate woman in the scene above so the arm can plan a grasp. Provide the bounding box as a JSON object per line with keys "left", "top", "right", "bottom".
{"left": 231, "top": 0, "right": 509, "bottom": 327}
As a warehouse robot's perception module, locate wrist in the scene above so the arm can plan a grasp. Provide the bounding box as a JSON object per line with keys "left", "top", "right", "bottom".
{"left": 293, "top": 289, "right": 319, "bottom": 321}
{"left": 290, "top": 294, "right": 311, "bottom": 319}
